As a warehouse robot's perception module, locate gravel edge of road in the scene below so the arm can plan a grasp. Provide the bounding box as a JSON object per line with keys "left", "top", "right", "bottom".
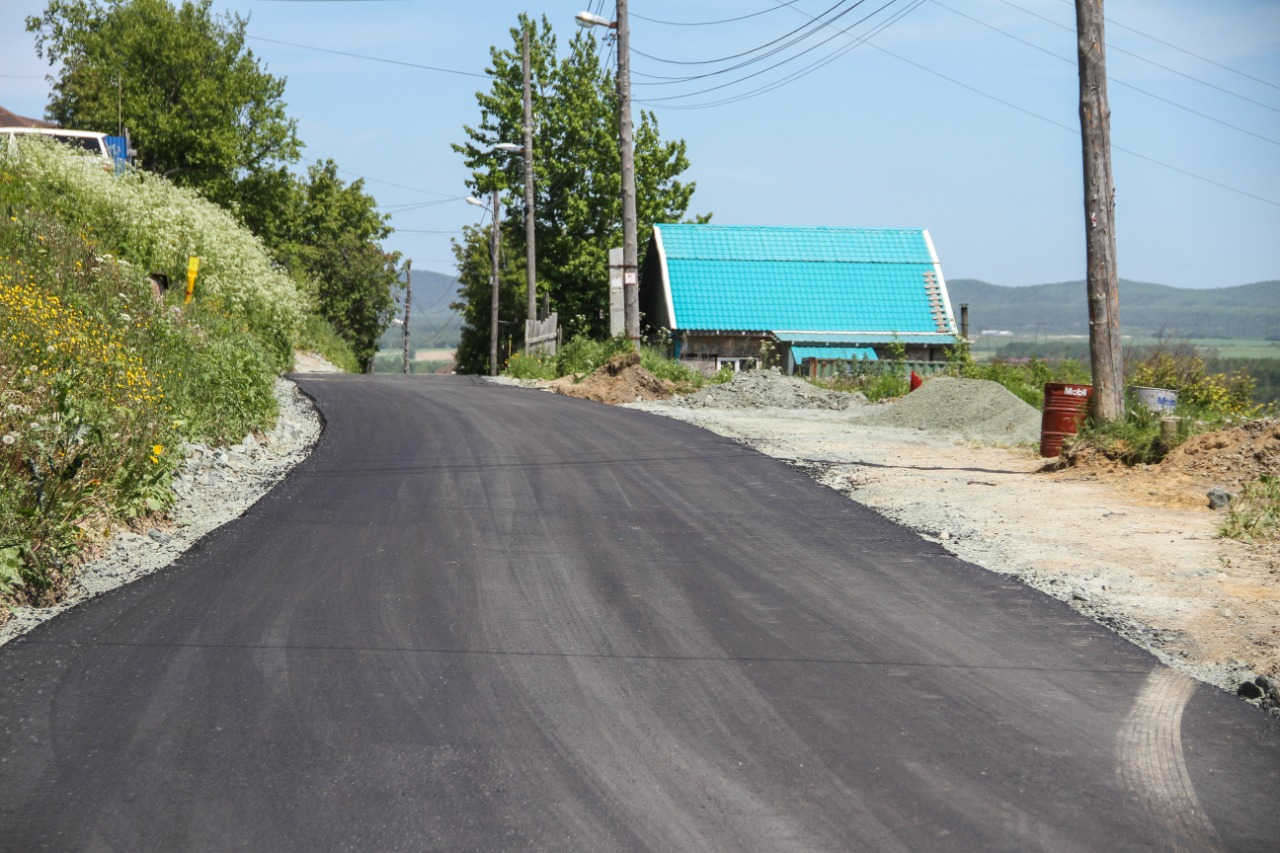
{"left": 0, "top": 377, "right": 322, "bottom": 647}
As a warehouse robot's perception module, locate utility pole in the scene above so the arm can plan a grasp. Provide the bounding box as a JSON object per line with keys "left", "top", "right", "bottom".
{"left": 489, "top": 189, "right": 501, "bottom": 377}
{"left": 616, "top": 0, "right": 640, "bottom": 348}
{"left": 402, "top": 259, "right": 412, "bottom": 375}
{"left": 1076, "top": 0, "right": 1123, "bottom": 422}
{"left": 522, "top": 25, "right": 538, "bottom": 326}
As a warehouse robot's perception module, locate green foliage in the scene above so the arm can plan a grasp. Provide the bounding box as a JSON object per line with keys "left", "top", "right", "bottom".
{"left": 272, "top": 160, "right": 401, "bottom": 371}
{"left": 27, "top": 0, "right": 301, "bottom": 213}
{"left": 1220, "top": 475, "right": 1280, "bottom": 543}
{"left": 945, "top": 344, "right": 1091, "bottom": 409}
{"left": 450, "top": 222, "right": 527, "bottom": 375}
{"left": 1069, "top": 399, "right": 1194, "bottom": 465}
{"left": 451, "top": 15, "right": 700, "bottom": 365}
{"left": 297, "top": 314, "right": 360, "bottom": 374}
{"left": 1128, "top": 339, "right": 1264, "bottom": 418}
{"left": 1, "top": 142, "right": 283, "bottom": 607}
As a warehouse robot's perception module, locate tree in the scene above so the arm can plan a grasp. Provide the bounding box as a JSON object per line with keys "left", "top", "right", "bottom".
{"left": 27, "top": 0, "right": 300, "bottom": 213}
{"left": 277, "top": 160, "right": 402, "bottom": 371}
{"left": 451, "top": 16, "right": 701, "bottom": 368}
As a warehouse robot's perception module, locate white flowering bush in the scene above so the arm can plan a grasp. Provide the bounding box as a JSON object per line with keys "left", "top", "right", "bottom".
{"left": 7, "top": 138, "right": 304, "bottom": 359}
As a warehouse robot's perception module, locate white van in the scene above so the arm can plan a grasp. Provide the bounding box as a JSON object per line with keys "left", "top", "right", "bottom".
{"left": 0, "top": 127, "right": 115, "bottom": 170}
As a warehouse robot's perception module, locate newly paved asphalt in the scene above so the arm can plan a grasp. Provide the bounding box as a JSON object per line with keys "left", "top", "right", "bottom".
{"left": 2, "top": 374, "right": 1277, "bottom": 851}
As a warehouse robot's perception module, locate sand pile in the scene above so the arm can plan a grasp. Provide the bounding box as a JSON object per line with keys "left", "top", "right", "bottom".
{"left": 856, "top": 376, "right": 1042, "bottom": 444}
{"left": 550, "top": 352, "right": 673, "bottom": 404}
{"left": 673, "top": 368, "right": 865, "bottom": 410}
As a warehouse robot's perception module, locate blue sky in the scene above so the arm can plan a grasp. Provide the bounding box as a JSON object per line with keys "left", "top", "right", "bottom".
{"left": 3, "top": 0, "right": 1278, "bottom": 292}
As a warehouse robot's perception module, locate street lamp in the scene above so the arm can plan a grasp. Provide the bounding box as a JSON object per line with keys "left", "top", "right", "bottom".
{"left": 576, "top": 3, "right": 639, "bottom": 348}
{"left": 466, "top": 194, "right": 501, "bottom": 376}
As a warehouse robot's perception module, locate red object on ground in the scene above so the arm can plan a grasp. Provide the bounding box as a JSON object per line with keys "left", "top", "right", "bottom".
{"left": 909, "top": 371, "right": 923, "bottom": 391}
{"left": 1040, "top": 382, "right": 1093, "bottom": 457}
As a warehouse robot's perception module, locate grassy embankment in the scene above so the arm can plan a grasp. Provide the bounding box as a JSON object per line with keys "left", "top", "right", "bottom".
{"left": 0, "top": 141, "right": 353, "bottom": 613}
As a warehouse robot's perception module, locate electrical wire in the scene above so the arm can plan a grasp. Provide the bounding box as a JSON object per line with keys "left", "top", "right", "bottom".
{"left": 247, "top": 35, "right": 490, "bottom": 79}
{"left": 991, "top": 0, "right": 1280, "bottom": 114}
{"left": 630, "top": 0, "right": 865, "bottom": 67}
{"left": 631, "top": 1, "right": 804, "bottom": 28}
{"left": 640, "top": 0, "right": 924, "bottom": 109}
{"left": 635, "top": 0, "right": 905, "bottom": 103}
{"left": 1052, "top": 0, "right": 1280, "bottom": 93}
{"left": 866, "top": 41, "right": 1280, "bottom": 209}
{"left": 928, "top": 0, "right": 1280, "bottom": 147}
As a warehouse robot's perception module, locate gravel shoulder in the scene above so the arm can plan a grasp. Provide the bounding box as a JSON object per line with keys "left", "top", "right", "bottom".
{"left": 0, "top": 374, "right": 323, "bottom": 646}
{"left": 626, "top": 397, "right": 1279, "bottom": 710}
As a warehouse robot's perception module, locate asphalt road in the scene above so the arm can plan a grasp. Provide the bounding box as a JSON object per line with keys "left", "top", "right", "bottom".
{"left": 2, "top": 375, "right": 1278, "bottom": 851}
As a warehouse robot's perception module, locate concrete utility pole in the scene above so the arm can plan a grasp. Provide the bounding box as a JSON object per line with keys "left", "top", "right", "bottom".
{"left": 522, "top": 25, "right": 538, "bottom": 326}
{"left": 402, "top": 259, "right": 412, "bottom": 375}
{"left": 489, "top": 189, "right": 502, "bottom": 377}
{"left": 616, "top": 0, "right": 640, "bottom": 348}
{"left": 1075, "top": 0, "right": 1124, "bottom": 422}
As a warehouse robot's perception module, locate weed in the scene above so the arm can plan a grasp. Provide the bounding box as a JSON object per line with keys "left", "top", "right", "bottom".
{"left": 1220, "top": 475, "right": 1279, "bottom": 543}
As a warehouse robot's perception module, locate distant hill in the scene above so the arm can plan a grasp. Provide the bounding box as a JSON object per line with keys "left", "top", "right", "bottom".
{"left": 377, "top": 268, "right": 462, "bottom": 351}
{"left": 947, "top": 279, "right": 1280, "bottom": 340}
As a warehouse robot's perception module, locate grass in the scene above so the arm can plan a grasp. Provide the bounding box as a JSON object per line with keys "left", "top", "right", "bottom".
{"left": 1221, "top": 475, "right": 1279, "bottom": 543}
{"left": 0, "top": 141, "right": 342, "bottom": 611}
{"left": 504, "top": 336, "right": 718, "bottom": 392}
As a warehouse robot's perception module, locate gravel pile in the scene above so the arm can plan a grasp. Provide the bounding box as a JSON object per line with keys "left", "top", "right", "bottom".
{"left": 0, "top": 377, "right": 321, "bottom": 645}
{"left": 672, "top": 368, "right": 866, "bottom": 410}
{"left": 855, "top": 376, "right": 1042, "bottom": 444}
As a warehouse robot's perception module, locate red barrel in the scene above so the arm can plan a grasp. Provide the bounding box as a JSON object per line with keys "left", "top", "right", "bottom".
{"left": 1040, "top": 383, "right": 1092, "bottom": 457}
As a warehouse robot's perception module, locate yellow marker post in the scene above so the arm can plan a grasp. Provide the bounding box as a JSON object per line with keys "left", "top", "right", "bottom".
{"left": 184, "top": 256, "right": 200, "bottom": 304}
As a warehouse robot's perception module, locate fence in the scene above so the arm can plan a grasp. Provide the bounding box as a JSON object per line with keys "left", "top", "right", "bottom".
{"left": 525, "top": 313, "right": 559, "bottom": 357}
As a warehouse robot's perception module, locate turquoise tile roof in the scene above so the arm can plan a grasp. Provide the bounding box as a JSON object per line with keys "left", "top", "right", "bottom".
{"left": 647, "top": 224, "right": 957, "bottom": 337}
{"left": 790, "top": 346, "right": 879, "bottom": 362}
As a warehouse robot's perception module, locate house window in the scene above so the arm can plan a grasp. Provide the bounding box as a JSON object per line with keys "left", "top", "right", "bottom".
{"left": 716, "top": 357, "right": 758, "bottom": 373}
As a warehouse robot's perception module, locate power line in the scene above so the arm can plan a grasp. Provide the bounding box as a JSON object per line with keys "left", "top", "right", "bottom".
{"left": 634, "top": 0, "right": 907, "bottom": 103}
{"left": 1052, "top": 0, "right": 1280, "bottom": 93}
{"left": 631, "top": 1, "right": 804, "bottom": 28}
{"left": 631, "top": 0, "right": 866, "bottom": 67}
{"left": 638, "top": 0, "right": 924, "bottom": 108}
{"left": 866, "top": 41, "right": 1280, "bottom": 209}
{"left": 927, "top": 0, "right": 1280, "bottom": 148}
{"left": 990, "top": 0, "right": 1280, "bottom": 114}
{"left": 247, "top": 35, "right": 490, "bottom": 79}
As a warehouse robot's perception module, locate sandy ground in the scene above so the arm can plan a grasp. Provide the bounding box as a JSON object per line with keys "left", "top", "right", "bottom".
{"left": 625, "top": 402, "right": 1280, "bottom": 709}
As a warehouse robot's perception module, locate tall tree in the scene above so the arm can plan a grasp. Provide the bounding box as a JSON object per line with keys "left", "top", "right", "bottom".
{"left": 27, "top": 0, "right": 300, "bottom": 213}
{"left": 277, "top": 160, "right": 403, "bottom": 371}
{"left": 452, "top": 15, "right": 700, "bottom": 369}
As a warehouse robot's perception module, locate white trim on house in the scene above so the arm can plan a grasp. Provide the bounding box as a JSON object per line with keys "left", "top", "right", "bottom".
{"left": 922, "top": 229, "right": 958, "bottom": 335}
{"left": 653, "top": 225, "right": 677, "bottom": 329}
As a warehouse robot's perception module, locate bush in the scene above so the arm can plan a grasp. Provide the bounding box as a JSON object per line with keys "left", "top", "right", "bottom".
{"left": 1128, "top": 340, "right": 1262, "bottom": 418}
{"left": 944, "top": 343, "right": 1091, "bottom": 408}
{"left": 0, "top": 143, "right": 294, "bottom": 607}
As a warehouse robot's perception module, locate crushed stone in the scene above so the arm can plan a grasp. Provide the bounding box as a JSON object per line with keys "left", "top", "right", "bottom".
{"left": 855, "top": 376, "right": 1042, "bottom": 445}
{"left": 0, "top": 377, "right": 321, "bottom": 646}
{"left": 670, "top": 367, "right": 866, "bottom": 411}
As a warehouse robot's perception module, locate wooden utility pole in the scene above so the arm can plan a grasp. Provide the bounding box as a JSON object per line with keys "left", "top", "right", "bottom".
{"left": 616, "top": 0, "right": 640, "bottom": 348}
{"left": 1075, "top": 0, "right": 1124, "bottom": 422}
{"left": 402, "top": 259, "right": 412, "bottom": 375}
{"left": 489, "top": 189, "right": 501, "bottom": 377}
{"left": 522, "top": 25, "right": 537, "bottom": 327}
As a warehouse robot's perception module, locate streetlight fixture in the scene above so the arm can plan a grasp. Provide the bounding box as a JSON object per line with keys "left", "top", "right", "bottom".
{"left": 575, "top": 3, "right": 639, "bottom": 348}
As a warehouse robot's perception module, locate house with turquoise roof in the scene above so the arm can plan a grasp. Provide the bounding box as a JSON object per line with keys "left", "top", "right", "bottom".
{"left": 639, "top": 224, "right": 962, "bottom": 374}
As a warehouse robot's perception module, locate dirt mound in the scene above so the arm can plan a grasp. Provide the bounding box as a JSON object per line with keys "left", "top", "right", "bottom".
{"left": 1161, "top": 419, "right": 1280, "bottom": 488}
{"left": 550, "top": 352, "right": 674, "bottom": 405}
{"left": 856, "top": 376, "right": 1042, "bottom": 444}
{"left": 1054, "top": 418, "right": 1279, "bottom": 511}
{"left": 673, "top": 368, "right": 864, "bottom": 410}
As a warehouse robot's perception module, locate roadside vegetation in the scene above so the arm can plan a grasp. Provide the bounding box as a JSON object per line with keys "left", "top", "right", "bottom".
{"left": 504, "top": 335, "right": 726, "bottom": 393}
{"left": 0, "top": 140, "right": 304, "bottom": 606}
